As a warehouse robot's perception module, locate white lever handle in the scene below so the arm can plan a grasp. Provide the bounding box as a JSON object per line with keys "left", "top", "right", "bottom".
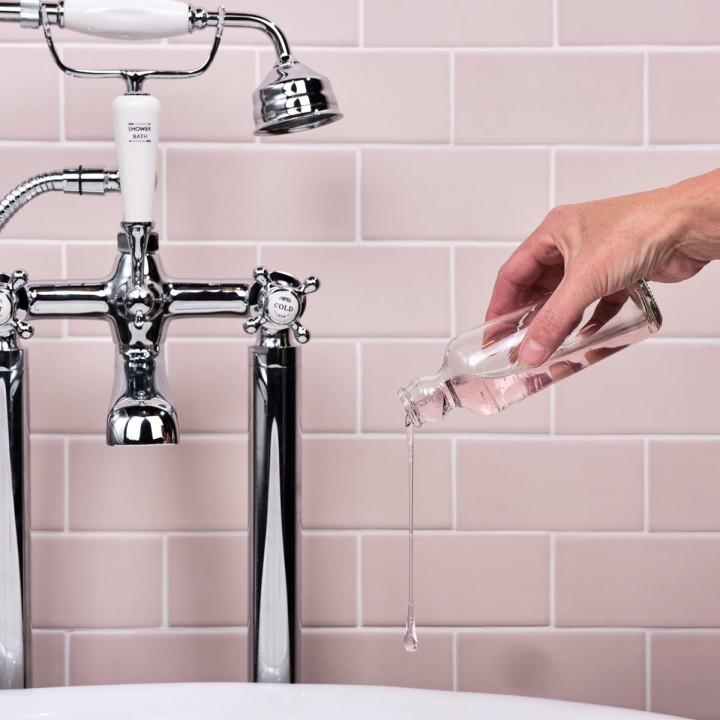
{"left": 113, "top": 94, "right": 160, "bottom": 223}
{"left": 63, "top": 0, "right": 190, "bottom": 40}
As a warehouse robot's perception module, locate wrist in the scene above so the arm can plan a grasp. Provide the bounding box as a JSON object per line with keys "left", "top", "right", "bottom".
{"left": 668, "top": 168, "right": 720, "bottom": 256}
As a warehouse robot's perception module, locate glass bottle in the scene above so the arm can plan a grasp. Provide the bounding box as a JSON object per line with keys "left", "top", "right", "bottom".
{"left": 398, "top": 281, "right": 662, "bottom": 427}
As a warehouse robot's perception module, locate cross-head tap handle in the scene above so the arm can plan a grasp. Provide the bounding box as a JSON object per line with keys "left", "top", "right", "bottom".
{"left": 243, "top": 267, "right": 319, "bottom": 344}
{"left": 0, "top": 270, "right": 33, "bottom": 340}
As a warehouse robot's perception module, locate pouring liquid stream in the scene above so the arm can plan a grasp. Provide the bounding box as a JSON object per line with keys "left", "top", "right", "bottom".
{"left": 404, "top": 415, "right": 418, "bottom": 652}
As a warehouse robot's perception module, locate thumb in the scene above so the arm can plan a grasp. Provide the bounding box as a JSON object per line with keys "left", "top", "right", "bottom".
{"left": 518, "top": 278, "right": 597, "bottom": 368}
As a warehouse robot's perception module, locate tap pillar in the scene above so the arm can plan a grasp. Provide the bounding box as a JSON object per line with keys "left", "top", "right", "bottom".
{"left": 248, "top": 340, "right": 300, "bottom": 683}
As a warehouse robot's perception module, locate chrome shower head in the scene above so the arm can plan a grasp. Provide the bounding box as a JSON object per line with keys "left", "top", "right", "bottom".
{"left": 253, "top": 58, "right": 343, "bottom": 135}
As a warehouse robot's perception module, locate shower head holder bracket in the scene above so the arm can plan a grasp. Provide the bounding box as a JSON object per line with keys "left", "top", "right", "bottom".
{"left": 40, "top": 3, "right": 226, "bottom": 93}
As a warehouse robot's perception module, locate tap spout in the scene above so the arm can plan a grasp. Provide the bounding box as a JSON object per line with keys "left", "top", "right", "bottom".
{"left": 108, "top": 347, "right": 177, "bottom": 446}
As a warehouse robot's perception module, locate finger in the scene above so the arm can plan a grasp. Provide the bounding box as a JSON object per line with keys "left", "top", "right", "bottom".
{"left": 485, "top": 240, "right": 563, "bottom": 322}
{"left": 518, "top": 275, "right": 598, "bottom": 368}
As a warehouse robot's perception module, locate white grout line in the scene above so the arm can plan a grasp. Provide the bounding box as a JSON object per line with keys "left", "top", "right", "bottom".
{"left": 644, "top": 439, "right": 651, "bottom": 533}
{"left": 643, "top": 50, "right": 650, "bottom": 146}
{"left": 355, "top": 148, "right": 362, "bottom": 242}
{"left": 452, "top": 629, "right": 459, "bottom": 691}
{"left": 449, "top": 50, "right": 456, "bottom": 145}
{"left": 64, "top": 631, "right": 71, "bottom": 686}
{"left": 356, "top": 534, "right": 363, "bottom": 627}
{"left": 63, "top": 437, "right": 71, "bottom": 532}
{"left": 358, "top": 0, "right": 365, "bottom": 48}
{"left": 161, "top": 535, "right": 169, "bottom": 628}
{"left": 549, "top": 534, "right": 556, "bottom": 627}
{"left": 646, "top": 631, "right": 652, "bottom": 711}
{"left": 355, "top": 341, "right": 363, "bottom": 433}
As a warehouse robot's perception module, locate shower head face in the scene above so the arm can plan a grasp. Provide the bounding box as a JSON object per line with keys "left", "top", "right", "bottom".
{"left": 253, "top": 60, "right": 343, "bottom": 135}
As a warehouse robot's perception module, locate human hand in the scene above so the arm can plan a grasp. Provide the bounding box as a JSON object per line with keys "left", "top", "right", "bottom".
{"left": 485, "top": 169, "right": 720, "bottom": 367}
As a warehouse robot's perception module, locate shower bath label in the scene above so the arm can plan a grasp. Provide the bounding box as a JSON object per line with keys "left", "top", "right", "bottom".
{"left": 127, "top": 122, "right": 153, "bottom": 142}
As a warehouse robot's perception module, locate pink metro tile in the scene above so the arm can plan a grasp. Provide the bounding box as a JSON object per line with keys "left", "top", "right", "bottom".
{"left": 166, "top": 147, "right": 355, "bottom": 242}
{"left": 650, "top": 53, "right": 720, "bottom": 144}
{"left": 362, "top": 148, "right": 549, "bottom": 242}
{"left": 458, "top": 631, "right": 645, "bottom": 710}
{"left": 28, "top": 339, "right": 115, "bottom": 435}
{"left": 556, "top": 535, "right": 720, "bottom": 627}
{"left": 455, "top": 52, "right": 643, "bottom": 145}
{"left": 301, "top": 631, "right": 453, "bottom": 689}
{"left": 166, "top": 338, "right": 250, "bottom": 433}
{"left": 555, "top": 149, "right": 720, "bottom": 205}
{"left": 554, "top": 343, "right": 720, "bottom": 435}
{"left": 362, "top": 341, "right": 550, "bottom": 434}
{"left": 651, "top": 632, "right": 720, "bottom": 720}
{"left": 0, "top": 47, "right": 60, "bottom": 140}
{"left": 648, "top": 440, "right": 720, "bottom": 531}
{"left": 247, "top": 0, "right": 359, "bottom": 46}
{"left": 559, "top": 0, "right": 720, "bottom": 45}
{"left": 260, "top": 246, "right": 451, "bottom": 338}
{"left": 32, "top": 534, "right": 163, "bottom": 628}
{"left": 31, "top": 631, "right": 66, "bottom": 688}
{"left": 457, "top": 439, "right": 644, "bottom": 531}
{"left": 302, "top": 437, "right": 452, "bottom": 530}
{"left": 168, "top": 535, "right": 247, "bottom": 627}
{"left": 30, "top": 437, "right": 65, "bottom": 531}
{"left": 70, "top": 631, "right": 246, "bottom": 685}
{"left": 301, "top": 534, "right": 357, "bottom": 627}
{"left": 362, "top": 534, "right": 549, "bottom": 627}
{"left": 364, "top": 0, "right": 552, "bottom": 47}
{"left": 301, "top": 342, "right": 356, "bottom": 433}
{"left": 69, "top": 437, "right": 247, "bottom": 531}
{"left": 649, "top": 266, "right": 720, "bottom": 338}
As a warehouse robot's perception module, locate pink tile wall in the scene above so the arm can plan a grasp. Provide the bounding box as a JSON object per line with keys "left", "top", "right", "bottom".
{"left": 2, "top": 3, "right": 719, "bottom": 718}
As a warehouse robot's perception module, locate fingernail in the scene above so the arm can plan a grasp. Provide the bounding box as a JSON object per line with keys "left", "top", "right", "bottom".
{"left": 519, "top": 338, "right": 547, "bottom": 368}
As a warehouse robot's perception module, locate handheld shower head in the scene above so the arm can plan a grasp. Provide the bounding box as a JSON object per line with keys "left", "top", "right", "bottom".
{"left": 253, "top": 59, "right": 343, "bottom": 135}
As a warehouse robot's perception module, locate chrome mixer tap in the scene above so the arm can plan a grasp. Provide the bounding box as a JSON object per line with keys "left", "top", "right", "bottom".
{"left": 0, "top": 0, "right": 341, "bottom": 689}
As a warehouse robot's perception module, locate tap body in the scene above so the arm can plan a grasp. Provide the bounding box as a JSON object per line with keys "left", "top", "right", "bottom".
{"left": 0, "top": 0, "right": 337, "bottom": 686}
{"left": 25, "top": 223, "right": 251, "bottom": 445}
{"left": 0, "top": 188, "right": 314, "bottom": 686}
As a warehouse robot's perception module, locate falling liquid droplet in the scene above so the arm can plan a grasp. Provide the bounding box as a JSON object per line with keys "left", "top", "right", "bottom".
{"left": 404, "top": 604, "right": 418, "bottom": 653}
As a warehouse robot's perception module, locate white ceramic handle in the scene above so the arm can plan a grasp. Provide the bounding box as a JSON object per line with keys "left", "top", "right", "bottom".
{"left": 113, "top": 94, "right": 160, "bottom": 223}
{"left": 63, "top": 0, "right": 190, "bottom": 40}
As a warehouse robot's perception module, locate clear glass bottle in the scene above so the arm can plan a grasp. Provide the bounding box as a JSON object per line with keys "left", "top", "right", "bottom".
{"left": 398, "top": 281, "right": 662, "bottom": 427}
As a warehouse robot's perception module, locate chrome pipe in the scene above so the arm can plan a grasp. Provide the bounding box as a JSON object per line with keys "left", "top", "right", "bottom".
{"left": 0, "top": 2, "right": 61, "bottom": 26}
{"left": 0, "top": 168, "right": 119, "bottom": 234}
{"left": 0, "top": 344, "right": 30, "bottom": 689}
{"left": 248, "top": 333, "right": 300, "bottom": 683}
{"left": 195, "top": 11, "right": 291, "bottom": 63}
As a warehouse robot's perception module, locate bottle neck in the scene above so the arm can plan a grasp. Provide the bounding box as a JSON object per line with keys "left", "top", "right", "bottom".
{"left": 398, "top": 371, "right": 455, "bottom": 427}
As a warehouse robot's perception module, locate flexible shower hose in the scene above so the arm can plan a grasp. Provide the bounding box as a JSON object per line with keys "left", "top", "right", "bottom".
{"left": 0, "top": 167, "right": 120, "bottom": 233}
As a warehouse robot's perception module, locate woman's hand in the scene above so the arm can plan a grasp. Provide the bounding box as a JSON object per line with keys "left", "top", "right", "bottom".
{"left": 485, "top": 169, "right": 720, "bottom": 367}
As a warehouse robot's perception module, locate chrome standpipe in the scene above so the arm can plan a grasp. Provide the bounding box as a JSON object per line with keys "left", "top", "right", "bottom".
{"left": 245, "top": 268, "right": 318, "bottom": 683}
{"left": 0, "top": 272, "right": 32, "bottom": 690}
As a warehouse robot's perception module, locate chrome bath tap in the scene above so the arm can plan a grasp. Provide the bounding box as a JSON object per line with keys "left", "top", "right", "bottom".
{"left": 0, "top": 0, "right": 341, "bottom": 689}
